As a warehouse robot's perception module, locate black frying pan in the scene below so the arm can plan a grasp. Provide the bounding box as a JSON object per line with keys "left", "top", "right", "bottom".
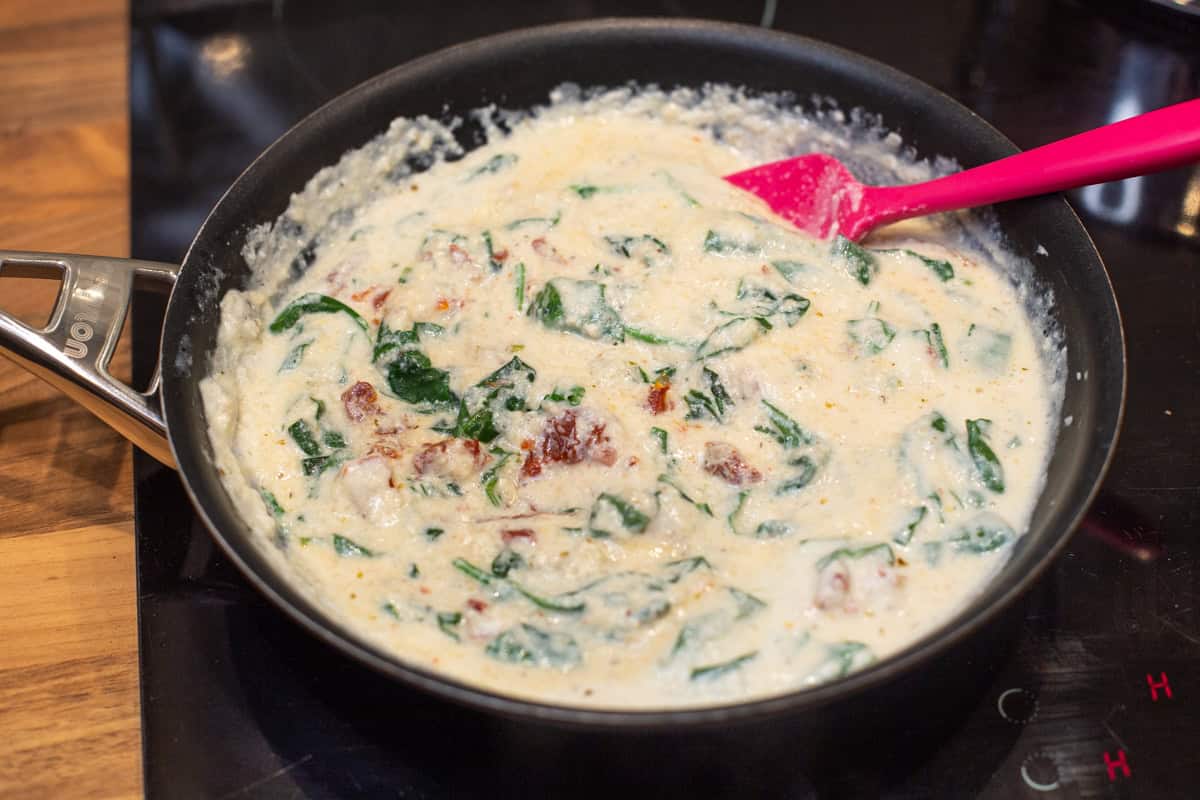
{"left": 0, "top": 19, "right": 1124, "bottom": 729}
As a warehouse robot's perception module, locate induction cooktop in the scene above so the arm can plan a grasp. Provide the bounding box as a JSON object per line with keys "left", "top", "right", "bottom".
{"left": 129, "top": 1, "right": 1200, "bottom": 796}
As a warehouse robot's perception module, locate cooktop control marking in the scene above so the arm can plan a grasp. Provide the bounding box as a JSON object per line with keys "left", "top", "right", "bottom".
{"left": 1146, "top": 671, "right": 1172, "bottom": 701}
{"left": 997, "top": 687, "right": 1038, "bottom": 724}
{"left": 1104, "top": 750, "right": 1131, "bottom": 782}
{"left": 1020, "top": 751, "right": 1061, "bottom": 792}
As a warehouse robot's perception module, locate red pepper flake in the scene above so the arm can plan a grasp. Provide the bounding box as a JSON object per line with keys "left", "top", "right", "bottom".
{"left": 502, "top": 528, "right": 536, "bottom": 544}
{"left": 467, "top": 598, "right": 488, "bottom": 612}
{"left": 351, "top": 287, "right": 372, "bottom": 302}
{"left": 448, "top": 243, "right": 470, "bottom": 264}
{"left": 419, "top": 586, "right": 431, "bottom": 595}
{"left": 703, "top": 442, "right": 763, "bottom": 486}
{"left": 519, "top": 438, "right": 534, "bottom": 451}
{"left": 645, "top": 380, "right": 672, "bottom": 415}
{"left": 492, "top": 247, "right": 509, "bottom": 262}
{"left": 435, "top": 297, "right": 451, "bottom": 312}
{"left": 341, "top": 381, "right": 380, "bottom": 422}
{"left": 371, "top": 289, "right": 391, "bottom": 309}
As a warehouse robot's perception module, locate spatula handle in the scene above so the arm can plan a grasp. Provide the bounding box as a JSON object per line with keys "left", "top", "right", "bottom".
{"left": 871, "top": 97, "right": 1200, "bottom": 223}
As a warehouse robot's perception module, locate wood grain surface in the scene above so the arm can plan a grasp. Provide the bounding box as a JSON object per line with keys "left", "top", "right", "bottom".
{"left": 0, "top": 1, "right": 141, "bottom": 797}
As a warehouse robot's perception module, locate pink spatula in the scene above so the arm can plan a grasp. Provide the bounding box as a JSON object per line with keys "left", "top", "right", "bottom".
{"left": 724, "top": 98, "right": 1200, "bottom": 241}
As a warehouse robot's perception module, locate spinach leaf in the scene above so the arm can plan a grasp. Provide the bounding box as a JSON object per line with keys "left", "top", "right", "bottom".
{"left": 808, "top": 641, "right": 874, "bottom": 682}
{"left": 966, "top": 418, "right": 1005, "bottom": 492}
{"left": 771, "top": 260, "right": 808, "bottom": 284}
{"left": 815, "top": 543, "right": 895, "bottom": 571}
{"left": 726, "top": 490, "right": 792, "bottom": 538}
{"left": 963, "top": 324, "right": 1013, "bottom": 372}
{"left": 949, "top": 514, "right": 1014, "bottom": 553}
{"left": 876, "top": 248, "right": 954, "bottom": 281}
{"left": 696, "top": 316, "right": 771, "bottom": 360}
{"left": 528, "top": 279, "right": 624, "bottom": 343}
{"left": 832, "top": 235, "right": 877, "bottom": 285}
{"left": 777, "top": 455, "right": 818, "bottom": 494}
{"left": 259, "top": 489, "right": 288, "bottom": 547}
{"left": 848, "top": 317, "right": 896, "bottom": 354}
{"left": 505, "top": 211, "right": 561, "bottom": 231}
{"left": 730, "top": 587, "right": 767, "bottom": 618}
{"left": 588, "top": 493, "right": 653, "bottom": 538}
{"left": 469, "top": 153, "right": 517, "bottom": 178}
{"left": 514, "top": 262, "right": 525, "bottom": 310}
{"left": 918, "top": 322, "right": 949, "bottom": 368}
{"left": 658, "top": 474, "right": 714, "bottom": 517}
{"left": 691, "top": 652, "right": 757, "bottom": 681}
{"left": 444, "top": 356, "right": 537, "bottom": 443}
{"left": 270, "top": 293, "right": 368, "bottom": 334}
{"left": 685, "top": 368, "right": 733, "bottom": 422}
{"left": 486, "top": 624, "right": 581, "bottom": 668}
{"left": 661, "top": 556, "right": 712, "bottom": 583}
{"left": 322, "top": 430, "right": 346, "bottom": 449}
{"left": 333, "top": 534, "right": 375, "bottom": 558}
{"left": 372, "top": 320, "right": 443, "bottom": 364}
{"left": 624, "top": 325, "right": 688, "bottom": 346}
{"left": 733, "top": 281, "right": 811, "bottom": 326}
{"left": 436, "top": 611, "right": 462, "bottom": 641}
{"left": 655, "top": 170, "right": 700, "bottom": 207}
{"left": 279, "top": 339, "right": 313, "bottom": 372}
{"left": 570, "top": 184, "right": 601, "bottom": 198}
{"left": 543, "top": 385, "right": 585, "bottom": 406}
{"left": 490, "top": 548, "right": 524, "bottom": 578}
{"left": 287, "top": 419, "right": 322, "bottom": 457}
{"left": 703, "top": 230, "right": 761, "bottom": 256}
{"left": 481, "top": 447, "right": 514, "bottom": 507}
{"left": 650, "top": 427, "right": 669, "bottom": 454}
{"left": 605, "top": 234, "right": 670, "bottom": 267}
{"left": 754, "top": 400, "right": 813, "bottom": 448}
{"left": 385, "top": 350, "right": 456, "bottom": 408}
{"left": 893, "top": 506, "right": 928, "bottom": 546}
{"left": 424, "top": 527, "right": 444, "bottom": 542}
{"left": 481, "top": 230, "right": 503, "bottom": 271}
{"left": 302, "top": 454, "right": 343, "bottom": 477}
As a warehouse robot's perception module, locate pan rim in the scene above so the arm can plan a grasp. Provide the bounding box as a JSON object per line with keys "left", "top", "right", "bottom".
{"left": 160, "top": 16, "right": 1127, "bottom": 729}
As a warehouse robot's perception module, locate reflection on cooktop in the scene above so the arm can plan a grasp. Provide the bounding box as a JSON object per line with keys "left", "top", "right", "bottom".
{"left": 130, "top": 1, "right": 1200, "bottom": 796}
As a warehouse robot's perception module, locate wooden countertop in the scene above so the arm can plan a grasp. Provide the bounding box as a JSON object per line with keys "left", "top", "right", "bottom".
{"left": 0, "top": 1, "right": 141, "bottom": 797}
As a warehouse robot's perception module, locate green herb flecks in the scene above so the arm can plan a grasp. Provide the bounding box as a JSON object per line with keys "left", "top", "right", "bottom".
{"left": 966, "top": 418, "right": 1005, "bottom": 493}
{"left": 424, "top": 527, "right": 444, "bottom": 542}
{"left": 270, "top": 293, "right": 369, "bottom": 334}
{"left": 514, "top": 262, "right": 525, "bottom": 310}
{"left": 623, "top": 325, "right": 688, "bottom": 347}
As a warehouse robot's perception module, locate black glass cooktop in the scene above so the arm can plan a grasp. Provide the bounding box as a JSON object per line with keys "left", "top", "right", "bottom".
{"left": 129, "top": 1, "right": 1200, "bottom": 797}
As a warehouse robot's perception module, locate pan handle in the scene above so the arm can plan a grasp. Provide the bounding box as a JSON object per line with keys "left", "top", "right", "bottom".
{"left": 0, "top": 250, "right": 180, "bottom": 467}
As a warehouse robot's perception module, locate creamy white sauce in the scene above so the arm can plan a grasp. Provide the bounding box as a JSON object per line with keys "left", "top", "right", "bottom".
{"left": 200, "top": 87, "right": 1062, "bottom": 709}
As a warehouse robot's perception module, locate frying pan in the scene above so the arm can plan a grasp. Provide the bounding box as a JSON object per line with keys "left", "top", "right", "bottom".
{"left": 0, "top": 19, "right": 1124, "bottom": 729}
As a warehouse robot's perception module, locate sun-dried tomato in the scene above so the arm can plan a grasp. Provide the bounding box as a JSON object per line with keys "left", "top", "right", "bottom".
{"left": 341, "top": 381, "right": 380, "bottom": 422}
{"left": 703, "top": 442, "right": 763, "bottom": 486}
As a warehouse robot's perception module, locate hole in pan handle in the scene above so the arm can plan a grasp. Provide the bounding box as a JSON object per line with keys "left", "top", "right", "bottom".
{"left": 0, "top": 250, "right": 180, "bottom": 467}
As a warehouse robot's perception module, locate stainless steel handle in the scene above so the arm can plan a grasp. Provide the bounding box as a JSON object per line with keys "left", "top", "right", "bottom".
{"left": 0, "top": 251, "right": 180, "bottom": 467}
